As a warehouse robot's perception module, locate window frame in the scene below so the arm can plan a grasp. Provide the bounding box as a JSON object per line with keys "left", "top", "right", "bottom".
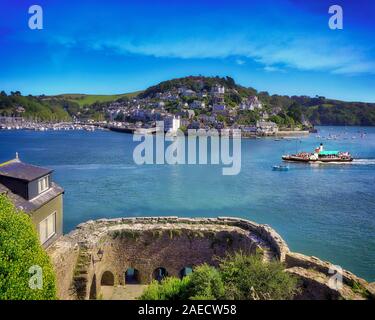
{"left": 39, "top": 211, "right": 56, "bottom": 244}
{"left": 37, "top": 175, "right": 50, "bottom": 194}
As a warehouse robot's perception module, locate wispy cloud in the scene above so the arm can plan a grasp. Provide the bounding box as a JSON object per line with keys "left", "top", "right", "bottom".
{"left": 235, "top": 59, "right": 246, "bottom": 66}
{"left": 87, "top": 35, "right": 375, "bottom": 75}
{"left": 263, "top": 65, "right": 284, "bottom": 73}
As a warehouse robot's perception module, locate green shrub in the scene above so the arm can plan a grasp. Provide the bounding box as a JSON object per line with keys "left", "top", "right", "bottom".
{"left": 219, "top": 252, "right": 298, "bottom": 300}
{"left": 0, "top": 195, "right": 57, "bottom": 300}
{"left": 186, "top": 264, "right": 225, "bottom": 300}
{"left": 139, "top": 276, "right": 190, "bottom": 300}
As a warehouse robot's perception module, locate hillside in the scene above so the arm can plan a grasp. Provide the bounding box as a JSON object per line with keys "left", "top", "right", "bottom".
{"left": 138, "top": 76, "right": 256, "bottom": 99}
{"left": 0, "top": 91, "right": 141, "bottom": 121}
{"left": 1, "top": 76, "right": 375, "bottom": 126}
{"left": 0, "top": 91, "right": 71, "bottom": 121}
{"left": 137, "top": 76, "right": 375, "bottom": 126}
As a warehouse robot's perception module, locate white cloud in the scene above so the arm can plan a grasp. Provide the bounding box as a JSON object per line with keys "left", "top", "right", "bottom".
{"left": 263, "top": 66, "right": 284, "bottom": 73}
{"left": 236, "top": 59, "right": 246, "bottom": 65}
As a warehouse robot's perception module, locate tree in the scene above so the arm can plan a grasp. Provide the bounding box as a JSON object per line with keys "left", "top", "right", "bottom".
{"left": 0, "top": 195, "right": 57, "bottom": 300}
{"left": 219, "top": 252, "right": 298, "bottom": 300}
{"left": 287, "top": 102, "right": 303, "bottom": 123}
{"left": 269, "top": 115, "right": 284, "bottom": 126}
{"left": 225, "top": 76, "right": 236, "bottom": 88}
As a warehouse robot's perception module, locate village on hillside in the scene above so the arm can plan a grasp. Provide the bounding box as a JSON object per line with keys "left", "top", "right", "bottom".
{"left": 0, "top": 77, "right": 315, "bottom": 136}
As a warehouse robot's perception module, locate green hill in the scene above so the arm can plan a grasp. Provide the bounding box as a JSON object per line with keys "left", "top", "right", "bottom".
{"left": 1, "top": 76, "right": 375, "bottom": 126}
{"left": 52, "top": 91, "right": 142, "bottom": 107}
{"left": 0, "top": 90, "right": 141, "bottom": 121}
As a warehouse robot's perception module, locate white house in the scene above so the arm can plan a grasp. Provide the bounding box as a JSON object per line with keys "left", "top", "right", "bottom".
{"left": 256, "top": 120, "right": 278, "bottom": 135}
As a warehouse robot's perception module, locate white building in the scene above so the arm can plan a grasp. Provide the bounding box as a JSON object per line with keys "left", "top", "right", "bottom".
{"left": 211, "top": 84, "right": 225, "bottom": 95}
{"left": 172, "top": 116, "right": 181, "bottom": 132}
{"left": 164, "top": 115, "right": 181, "bottom": 132}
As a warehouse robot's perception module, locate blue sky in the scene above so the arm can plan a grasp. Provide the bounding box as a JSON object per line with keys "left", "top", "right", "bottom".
{"left": 0, "top": 0, "right": 374, "bottom": 101}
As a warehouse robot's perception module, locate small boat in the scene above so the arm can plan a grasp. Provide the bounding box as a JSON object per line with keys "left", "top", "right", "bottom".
{"left": 282, "top": 143, "right": 353, "bottom": 163}
{"left": 273, "top": 165, "right": 289, "bottom": 171}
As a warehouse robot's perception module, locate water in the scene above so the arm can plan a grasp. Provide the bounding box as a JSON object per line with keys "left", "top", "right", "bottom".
{"left": 0, "top": 126, "right": 374, "bottom": 281}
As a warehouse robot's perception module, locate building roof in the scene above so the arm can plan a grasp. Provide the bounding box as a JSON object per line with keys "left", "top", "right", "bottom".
{"left": 0, "top": 158, "right": 52, "bottom": 182}
{"left": 0, "top": 182, "right": 64, "bottom": 213}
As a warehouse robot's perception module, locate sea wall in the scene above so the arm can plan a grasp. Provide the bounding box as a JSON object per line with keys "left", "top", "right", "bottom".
{"left": 47, "top": 236, "right": 79, "bottom": 300}
{"left": 47, "top": 216, "right": 374, "bottom": 300}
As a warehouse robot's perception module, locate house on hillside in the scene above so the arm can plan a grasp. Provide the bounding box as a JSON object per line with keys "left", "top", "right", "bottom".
{"left": 189, "top": 100, "right": 205, "bottom": 109}
{"left": 179, "top": 88, "right": 196, "bottom": 97}
{"left": 0, "top": 154, "right": 64, "bottom": 247}
{"left": 256, "top": 120, "right": 278, "bottom": 136}
{"left": 240, "top": 96, "right": 262, "bottom": 111}
{"left": 212, "top": 104, "right": 226, "bottom": 113}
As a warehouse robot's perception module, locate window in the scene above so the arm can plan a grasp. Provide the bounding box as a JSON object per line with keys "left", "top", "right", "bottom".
{"left": 38, "top": 175, "right": 50, "bottom": 194}
{"left": 39, "top": 212, "right": 56, "bottom": 244}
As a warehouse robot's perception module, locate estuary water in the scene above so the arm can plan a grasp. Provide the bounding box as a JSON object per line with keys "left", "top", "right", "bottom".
{"left": 0, "top": 126, "right": 374, "bottom": 281}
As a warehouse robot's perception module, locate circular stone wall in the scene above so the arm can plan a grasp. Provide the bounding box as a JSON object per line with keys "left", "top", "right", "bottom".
{"left": 48, "top": 217, "right": 374, "bottom": 300}
{"left": 61, "top": 217, "right": 287, "bottom": 299}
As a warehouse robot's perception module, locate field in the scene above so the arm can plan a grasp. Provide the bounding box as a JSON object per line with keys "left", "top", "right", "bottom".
{"left": 52, "top": 91, "right": 143, "bottom": 106}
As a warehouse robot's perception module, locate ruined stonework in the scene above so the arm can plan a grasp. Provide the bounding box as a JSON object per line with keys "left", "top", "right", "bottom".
{"left": 47, "top": 217, "right": 375, "bottom": 300}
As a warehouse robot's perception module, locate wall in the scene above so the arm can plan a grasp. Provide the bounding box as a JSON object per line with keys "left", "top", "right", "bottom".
{"left": 28, "top": 174, "right": 51, "bottom": 200}
{"left": 31, "top": 194, "right": 63, "bottom": 248}
{"left": 48, "top": 217, "right": 375, "bottom": 300}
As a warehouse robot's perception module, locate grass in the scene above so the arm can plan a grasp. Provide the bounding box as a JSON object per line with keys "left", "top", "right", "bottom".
{"left": 350, "top": 281, "right": 371, "bottom": 299}
{"left": 50, "top": 91, "right": 143, "bottom": 107}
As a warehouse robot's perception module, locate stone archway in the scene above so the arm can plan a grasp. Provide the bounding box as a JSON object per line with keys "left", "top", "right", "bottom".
{"left": 179, "top": 267, "right": 193, "bottom": 278}
{"left": 153, "top": 267, "right": 168, "bottom": 282}
{"left": 89, "top": 274, "right": 97, "bottom": 299}
{"left": 101, "top": 271, "right": 115, "bottom": 286}
{"left": 125, "top": 268, "right": 140, "bottom": 284}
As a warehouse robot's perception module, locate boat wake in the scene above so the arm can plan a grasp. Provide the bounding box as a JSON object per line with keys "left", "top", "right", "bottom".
{"left": 352, "top": 159, "right": 375, "bottom": 165}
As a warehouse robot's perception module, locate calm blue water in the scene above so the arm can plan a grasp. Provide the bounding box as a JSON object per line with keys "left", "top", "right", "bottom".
{"left": 1, "top": 126, "right": 374, "bottom": 281}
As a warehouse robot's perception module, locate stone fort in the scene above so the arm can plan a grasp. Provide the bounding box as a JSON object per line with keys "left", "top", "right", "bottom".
{"left": 48, "top": 216, "right": 375, "bottom": 300}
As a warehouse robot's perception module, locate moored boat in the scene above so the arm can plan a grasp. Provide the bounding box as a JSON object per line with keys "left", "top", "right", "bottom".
{"left": 282, "top": 143, "right": 353, "bottom": 163}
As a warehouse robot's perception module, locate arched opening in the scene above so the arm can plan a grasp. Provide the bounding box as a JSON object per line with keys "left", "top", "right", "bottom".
{"left": 101, "top": 271, "right": 115, "bottom": 286}
{"left": 125, "top": 268, "right": 140, "bottom": 284}
{"left": 153, "top": 267, "right": 168, "bottom": 282}
{"left": 89, "top": 274, "right": 97, "bottom": 300}
{"left": 179, "top": 267, "right": 193, "bottom": 278}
